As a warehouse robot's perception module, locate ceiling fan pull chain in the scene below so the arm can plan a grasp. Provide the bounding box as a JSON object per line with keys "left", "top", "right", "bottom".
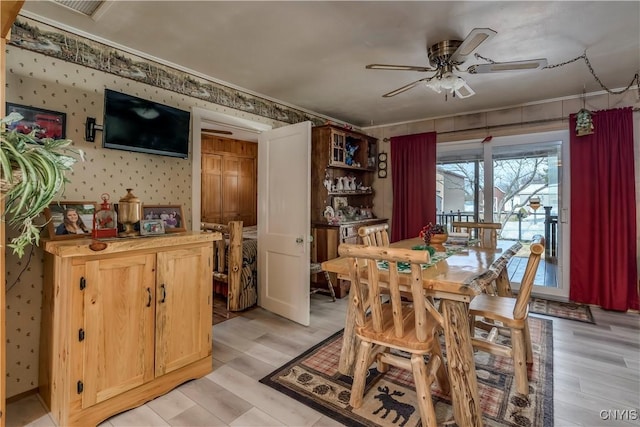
{"left": 474, "top": 53, "right": 496, "bottom": 64}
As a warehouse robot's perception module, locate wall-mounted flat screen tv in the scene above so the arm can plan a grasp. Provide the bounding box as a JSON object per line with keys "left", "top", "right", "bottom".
{"left": 103, "top": 89, "right": 190, "bottom": 159}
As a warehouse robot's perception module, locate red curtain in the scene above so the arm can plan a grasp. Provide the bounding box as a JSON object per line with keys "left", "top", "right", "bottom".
{"left": 390, "top": 132, "right": 437, "bottom": 242}
{"left": 569, "top": 107, "right": 639, "bottom": 311}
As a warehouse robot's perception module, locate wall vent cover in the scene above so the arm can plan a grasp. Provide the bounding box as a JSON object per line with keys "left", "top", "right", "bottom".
{"left": 53, "top": 1, "right": 105, "bottom": 17}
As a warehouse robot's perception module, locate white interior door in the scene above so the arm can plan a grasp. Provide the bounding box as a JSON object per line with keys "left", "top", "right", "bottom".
{"left": 257, "top": 121, "right": 311, "bottom": 325}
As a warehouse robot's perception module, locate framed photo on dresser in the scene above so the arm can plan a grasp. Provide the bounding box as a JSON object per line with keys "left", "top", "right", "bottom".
{"left": 141, "top": 205, "right": 186, "bottom": 233}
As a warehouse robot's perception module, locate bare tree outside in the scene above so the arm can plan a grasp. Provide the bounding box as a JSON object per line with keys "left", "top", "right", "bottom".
{"left": 438, "top": 156, "right": 549, "bottom": 230}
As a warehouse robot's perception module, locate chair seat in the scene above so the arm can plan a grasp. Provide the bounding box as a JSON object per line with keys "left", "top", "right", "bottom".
{"left": 356, "top": 304, "right": 438, "bottom": 354}
{"left": 469, "top": 294, "right": 528, "bottom": 328}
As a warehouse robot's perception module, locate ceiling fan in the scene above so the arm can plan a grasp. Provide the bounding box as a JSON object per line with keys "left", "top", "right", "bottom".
{"left": 366, "top": 28, "right": 547, "bottom": 99}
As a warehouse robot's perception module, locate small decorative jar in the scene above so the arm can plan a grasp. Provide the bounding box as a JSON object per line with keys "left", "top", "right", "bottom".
{"left": 118, "top": 188, "right": 141, "bottom": 237}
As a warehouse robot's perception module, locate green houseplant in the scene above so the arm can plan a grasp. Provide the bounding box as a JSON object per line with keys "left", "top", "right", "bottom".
{"left": 1, "top": 112, "right": 84, "bottom": 257}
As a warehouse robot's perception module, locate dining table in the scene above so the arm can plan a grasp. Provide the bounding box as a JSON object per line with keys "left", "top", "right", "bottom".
{"left": 322, "top": 237, "right": 522, "bottom": 427}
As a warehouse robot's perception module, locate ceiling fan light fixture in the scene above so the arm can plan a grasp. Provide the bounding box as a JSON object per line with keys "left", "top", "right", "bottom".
{"left": 425, "top": 71, "right": 466, "bottom": 93}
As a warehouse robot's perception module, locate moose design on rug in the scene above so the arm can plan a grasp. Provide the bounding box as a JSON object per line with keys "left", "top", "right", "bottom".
{"left": 372, "top": 386, "right": 415, "bottom": 427}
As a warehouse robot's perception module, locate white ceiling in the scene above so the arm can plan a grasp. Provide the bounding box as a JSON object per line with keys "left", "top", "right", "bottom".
{"left": 19, "top": 1, "right": 640, "bottom": 128}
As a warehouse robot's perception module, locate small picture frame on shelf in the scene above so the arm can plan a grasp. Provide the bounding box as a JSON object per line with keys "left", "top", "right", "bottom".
{"left": 140, "top": 219, "right": 165, "bottom": 236}
{"left": 141, "top": 205, "right": 186, "bottom": 233}
{"left": 44, "top": 201, "right": 95, "bottom": 240}
{"left": 333, "top": 196, "right": 348, "bottom": 212}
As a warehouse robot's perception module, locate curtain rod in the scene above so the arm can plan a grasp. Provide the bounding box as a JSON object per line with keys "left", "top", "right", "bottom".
{"left": 381, "top": 107, "right": 640, "bottom": 141}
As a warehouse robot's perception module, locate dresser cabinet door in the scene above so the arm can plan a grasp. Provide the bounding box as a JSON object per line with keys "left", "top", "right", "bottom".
{"left": 82, "top": 254, "right": 156, "bottom": 408}
{"left": 155, "top": 246, "right": 212, "bottom": 376}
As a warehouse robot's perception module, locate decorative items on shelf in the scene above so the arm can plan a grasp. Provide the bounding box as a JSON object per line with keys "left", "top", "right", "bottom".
{"left": 93, "top": 193, "right": 118, "bottom": 238}
{"left": 331, "top": 175, "right": 361, "bottom": 192}
{"left": 44, "top": 201, "right": 94, "bottom": 241}
{"left": 118, "top": 188, "right": 141, "bottom": 237}
{"left": 345, "top": 142, "right": 359, "bottom": 166}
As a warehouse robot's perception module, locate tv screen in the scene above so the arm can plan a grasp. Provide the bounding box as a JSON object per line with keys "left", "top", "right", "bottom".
{"left": 103, "top": 89, "right": 190, "bottom": 159}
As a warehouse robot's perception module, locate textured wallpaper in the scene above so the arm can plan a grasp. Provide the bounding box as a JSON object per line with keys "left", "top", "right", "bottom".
{"left": 3, "top": 44, "right": 291, "bottom": 397}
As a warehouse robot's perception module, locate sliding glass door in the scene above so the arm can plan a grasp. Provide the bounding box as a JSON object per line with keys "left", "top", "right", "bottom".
{"left": 437, "top": 131, "right": 570, "bottom": 298}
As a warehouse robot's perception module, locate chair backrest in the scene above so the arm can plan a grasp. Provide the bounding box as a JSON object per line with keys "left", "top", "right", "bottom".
{"left": 201, "top": 221, "right": 243, "bottom": 278}
{"left": 451, "top": 221, "right": 501, "bottom": 248}
{"left": 358, "top": 223, "right": 390, "bottom": 247}
{"left": 513, "top": 235, "right": 545, "bottom": 319}
{"left": 202, "top": 222, "right": 229, "bottom": 275}
{"left": 338, "top": 244, "right": 443, "bottom": 342}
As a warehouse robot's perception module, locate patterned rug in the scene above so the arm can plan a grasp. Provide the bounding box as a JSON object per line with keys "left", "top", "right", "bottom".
{"left": 529, "top": 297, "right": 595, "bottom": 324}
{"left": 260, "top": 317, "right": 553, "bottom": 427}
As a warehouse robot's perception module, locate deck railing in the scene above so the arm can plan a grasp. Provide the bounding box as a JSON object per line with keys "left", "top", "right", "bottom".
{"left": 440, "top": 208, "right": 558, "bottom": 259}
{"left": 436, "top": 211, "right": 476, "bottom": 231}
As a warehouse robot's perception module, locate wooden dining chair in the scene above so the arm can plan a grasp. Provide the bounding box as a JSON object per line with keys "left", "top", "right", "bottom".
{"left": 451, "top": 221, "right": 501, "bottom": 249}
{"left": 338, "top": 244, "right": 450, "bottom": 426}
{"left": 468, "top": 235, "right": 545, "bottom": 396}
{"left": 358, "top": 222, "right": 390, "bottom": 247}
{"left": 310, "top": 263, "right": 336, "bottom": 301}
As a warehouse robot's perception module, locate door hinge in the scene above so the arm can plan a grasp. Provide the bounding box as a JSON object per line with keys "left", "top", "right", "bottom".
{"left": 77, "top": 380, "right": 84, "bottom": 394}
{"left": 78, "top": 328, "right": 85, "bottom": 342}
{"left": 80, "top": 277, "right": 86, "bottom": 290}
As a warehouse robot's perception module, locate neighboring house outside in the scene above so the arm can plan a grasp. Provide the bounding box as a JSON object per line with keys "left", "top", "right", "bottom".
{"left": 437, "top": 168, "right": 466, "bottom": 213}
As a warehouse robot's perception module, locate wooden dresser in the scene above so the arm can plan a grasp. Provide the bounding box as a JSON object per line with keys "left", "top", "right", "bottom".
{"left": 39, "top": 232, "right": 220, "bottom": 426}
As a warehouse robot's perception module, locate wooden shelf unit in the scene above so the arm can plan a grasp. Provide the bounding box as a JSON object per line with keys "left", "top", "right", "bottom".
{"left": 311, "top": 125, "right": 386, "bottom": 298}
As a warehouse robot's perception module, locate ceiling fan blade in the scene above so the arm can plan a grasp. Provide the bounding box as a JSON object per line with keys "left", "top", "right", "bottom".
{"left": 454, "top": 81, "right": 476, "bottom": 99}
{"left": 382, "top": 78, "right": 431, "bottom": 97}
{"left": 449, "top": 27, "right": 497, "bottom": 64}
{"left": 366, "top": 64, "right": 435, "bottom": 72}
{"left": 468, "top": 58, "right": 548, "bottom": 74}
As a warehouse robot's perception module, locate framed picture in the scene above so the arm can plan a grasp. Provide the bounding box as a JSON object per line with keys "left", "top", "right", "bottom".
{"left": 44, "top": 201, "right": 95, "bottom": 240}
{"left": 6, "top": 103, "right": 66, "bottom": 139}
{"left": 333, "top": 196, "right": 348, "bottom": 212}
{"left": 140, "top": 219, "right": 166, "bottom": 236}
{"left": 141, "top": 205, "right": 186, "bottom": 233}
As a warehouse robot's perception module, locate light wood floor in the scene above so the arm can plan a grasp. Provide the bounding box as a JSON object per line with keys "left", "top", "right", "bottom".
{"left": 7, "top": 295, "right": 640, "bottom": 427}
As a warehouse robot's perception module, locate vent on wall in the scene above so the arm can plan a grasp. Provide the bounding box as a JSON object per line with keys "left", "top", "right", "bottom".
{"left": 53, "top": 0, "right": 105, "bottom": 17}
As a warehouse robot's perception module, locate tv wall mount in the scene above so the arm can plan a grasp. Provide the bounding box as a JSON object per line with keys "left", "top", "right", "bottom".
{"left": 85, "top": 117, "right": 103, "bottom": 142}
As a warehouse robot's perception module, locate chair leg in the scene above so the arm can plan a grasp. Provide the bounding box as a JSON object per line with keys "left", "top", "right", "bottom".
{"left": 524, "top": 319, "right": 533, "bottom": 364}
{"left": 511, "top": 328, "right": 529, "bottom": 396}
{"left": 350, "top": 340, "right": 373, "bottom": 408}
{"left": 430, "top": 339, "right": 450, "bottom": 396}
{"left": 323, "top": 270, "right": 336, "bottom": 301}
{"left": 411, "top": 353, "right": 438, "bottom": 427}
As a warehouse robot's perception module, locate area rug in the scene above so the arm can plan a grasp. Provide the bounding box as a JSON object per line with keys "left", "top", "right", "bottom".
{"left": 260, "top": 317, "right": 553, "bottom": 427}
{"left": 529, "top": 297, "right": 595, "bottom": 324}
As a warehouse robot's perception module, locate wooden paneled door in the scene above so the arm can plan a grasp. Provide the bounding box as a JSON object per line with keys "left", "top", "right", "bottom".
{"left": 82, "top": 255, "right": 156, "bottom": 408}
{"left": 155, "top": 247, "right": 212, "bottom": 376}
{"left": 222, "top": 155, "right": 256, "bottom": 225}
{"left": 201, "top": 134, "right": 257, "bottom": 226}
{"left": 201, "top": 153, "right": 222, "bottom": 223}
